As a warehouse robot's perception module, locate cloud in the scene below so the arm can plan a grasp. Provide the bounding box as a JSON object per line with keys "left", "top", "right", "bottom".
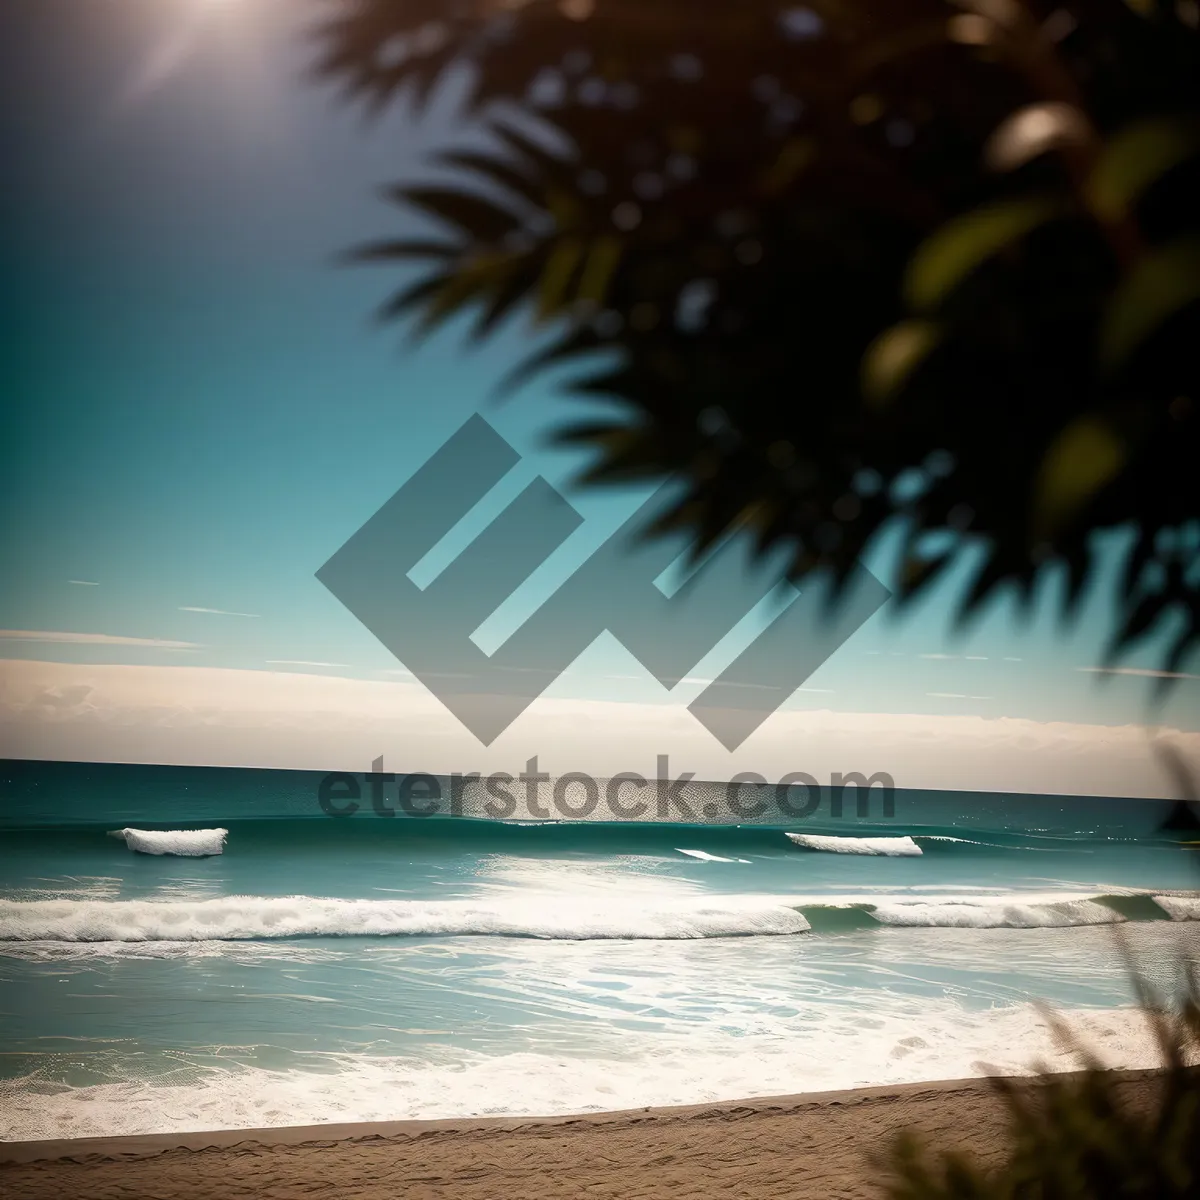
{"left": 68, "top": 580, "right": 100, "bottom": 586}
{"left": 265, "top": 660, "right": 350, "bottom": 669}
{"left": 179, "top": 607, "right": 259, "bottom": 618}
{"left": 0, "top": 630, "right": 199, "bottom": 650}
{"left": 2, "top": 659, "right": 1196, "bottom": 799}
{"left": 920, "top": 653, "right": 958, "bottom": 660}
{"left": 1076, "top": 666, "right": 1200, "bottom": 681}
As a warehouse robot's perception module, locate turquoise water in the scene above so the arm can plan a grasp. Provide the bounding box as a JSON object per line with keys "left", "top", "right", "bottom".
{"left": 2, "top": 759, "right": 1199, "bottom": 1141}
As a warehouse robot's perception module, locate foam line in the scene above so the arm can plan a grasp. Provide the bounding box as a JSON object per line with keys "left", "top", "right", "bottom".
{"left": 0, "top": 1003, "right": 1168, "bottom": 1141}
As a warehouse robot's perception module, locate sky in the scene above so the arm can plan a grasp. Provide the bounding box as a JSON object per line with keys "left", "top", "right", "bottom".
{"left": 1, "top": 0, "right": 1198, "bottom": 794}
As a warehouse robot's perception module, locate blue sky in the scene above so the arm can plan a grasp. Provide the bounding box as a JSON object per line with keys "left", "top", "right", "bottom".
{"left": 2, "top": 0, "right": 1197, "bottom": 779}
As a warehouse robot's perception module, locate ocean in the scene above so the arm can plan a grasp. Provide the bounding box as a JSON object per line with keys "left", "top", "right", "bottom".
{"left": 2, "top": 758, "right": 1199, "bottom": 1142}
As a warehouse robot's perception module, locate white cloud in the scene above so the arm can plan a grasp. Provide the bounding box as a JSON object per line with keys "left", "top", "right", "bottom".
{"left": 920, "top": 653, "right": 958, "bottom": 660}
{"left": 0, "top": 630, "right": 199, "bottom": 650}
{"left": 265, "top": 660, "right": 350, "bottom": 669}
{"left": 1, "top": 658, "right": 1196, "bottom": 798}
{"left": 179, "top": 607, "right": 259, "bottom": 618}
{"left": 678, "top": 677, "right": 783, "bottom": 692}
{"left": 67, "top": 580, "right": 100, "bottom": 586}
{"left": 1077, "top": 666, "right": 1200, "bottom": 681}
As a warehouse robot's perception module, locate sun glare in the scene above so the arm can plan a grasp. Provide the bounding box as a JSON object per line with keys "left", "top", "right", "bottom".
{"left": 116, "top": 0, "right": 260, "bottom": 110}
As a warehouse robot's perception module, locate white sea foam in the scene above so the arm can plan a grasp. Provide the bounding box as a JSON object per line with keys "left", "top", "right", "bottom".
{"left": 676, "top": 849, "right": 750, "bottom": 863}
{"left": 2, "top": 890, "right": 1175, "bottom": 946}
{"left": 1152, "top": 895, "right": 1200, "bottom": 920}
{"left": 786, "top": 833, "right": 923, "bottom": 856}
{"left": 868, "top": 897, "right": 1125, "bottom": 928}
{"left": 109, "top": 828, "right": 228, "bottom": 856}
{"left": 0, "top": 1003, "right": 1166, "bottom": 1142}
{"left": 0, "top": 938, "right": 347, "bottom": 963}
{"left": 0, "top": 895, "right": 811, "bottom": 942}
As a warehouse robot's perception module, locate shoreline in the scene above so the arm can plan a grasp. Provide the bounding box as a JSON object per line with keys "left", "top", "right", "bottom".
{"left": 0, "top": 1070, "right": 1170, "bottom": 1199}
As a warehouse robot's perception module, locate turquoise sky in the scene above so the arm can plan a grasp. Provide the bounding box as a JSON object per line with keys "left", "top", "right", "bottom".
{"left": 3, "top": 0, "right": 1197, "bottom": 741}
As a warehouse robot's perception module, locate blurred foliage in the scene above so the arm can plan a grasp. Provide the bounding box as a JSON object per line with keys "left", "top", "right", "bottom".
{"left": 878, "top": 947, "right": 1200, "bottom": 1198}
{"left": 314, "top": 0, "right": 1200, "bottom": 682}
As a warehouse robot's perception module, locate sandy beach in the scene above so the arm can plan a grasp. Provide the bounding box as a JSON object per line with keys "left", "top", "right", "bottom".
{"left": 0, "top": 1070, "right": 1169, "bottom": 1200}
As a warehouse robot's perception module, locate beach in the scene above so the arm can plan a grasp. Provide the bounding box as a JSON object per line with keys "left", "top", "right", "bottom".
{"left": 5, "top": 0, "right": 1199, "bottom": 1192}
{"left": 2, "top": 768, "right": 1198, "bottom": 1144}
{"left": 0, "top": 1070, "right": 1170, "bottom": 1199}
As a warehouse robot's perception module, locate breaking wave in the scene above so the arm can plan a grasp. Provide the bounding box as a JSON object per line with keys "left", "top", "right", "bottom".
{"left": 108, "top": 828, "right": 228, "bottom": 856}
{"left": 866, "top": 897, "right": 1123, "bottom": 928}
{"left": 2, "top": 890, "right": 1197, "bottom": 945}
{"left": 1153, "top": 895, "right": 1200, "bottom": 921}
{"left": 786, "top": 833, "right": 922, "bottom": 856}
{"left": 0, "top": 895, "right": 811, "bottom": 942}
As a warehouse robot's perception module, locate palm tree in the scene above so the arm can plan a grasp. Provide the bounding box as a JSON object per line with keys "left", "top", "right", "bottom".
{"left": 313, "top": 0, "right": 1200, "bottom": 683}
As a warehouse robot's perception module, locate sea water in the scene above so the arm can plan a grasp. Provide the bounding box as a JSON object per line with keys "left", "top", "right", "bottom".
{"left": 2, "top": 759, "right": 1199, "bottom": 1141}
